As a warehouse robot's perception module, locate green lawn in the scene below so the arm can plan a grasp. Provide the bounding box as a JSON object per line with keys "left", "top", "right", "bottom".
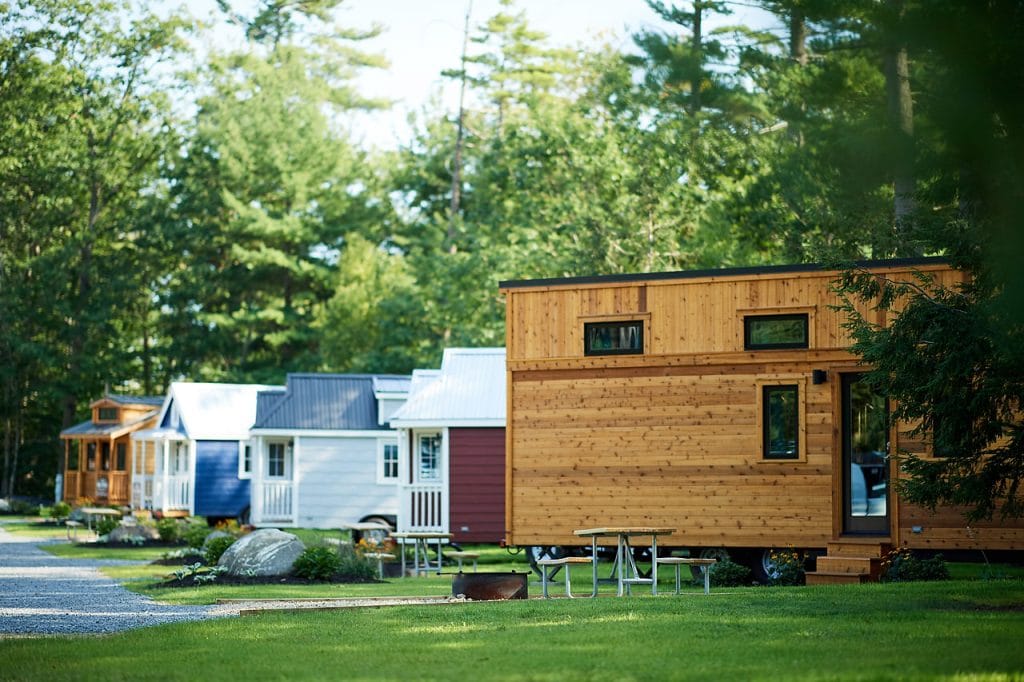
{"left": 0, "top": 517, "right": 76, "bottom": 540}
{"left": 2, "top": 580, "right": 1023, "bottom": 680}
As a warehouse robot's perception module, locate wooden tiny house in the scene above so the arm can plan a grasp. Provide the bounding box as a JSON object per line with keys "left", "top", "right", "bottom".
{"left": 60, "top": 395, "right": 164, "bottom": 506}
{"left": 500, "top": 258, "right": 1024, "bottom": 581}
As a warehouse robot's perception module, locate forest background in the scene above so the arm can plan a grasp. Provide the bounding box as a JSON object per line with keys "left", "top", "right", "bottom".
{"left": 1, "top": 0, "right": 1022, "bottom": 503}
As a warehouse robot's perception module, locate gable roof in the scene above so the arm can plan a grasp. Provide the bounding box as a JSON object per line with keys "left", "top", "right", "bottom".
{"left": 90, "top": 394, "right": 165, "bottom": 409}
{"left": 253, "top": 374, "right": 411, "bottom": 432}
{"left": 60, "top": 411, "right": 158, "bottom": 439}
{"left": 389, "top": 348, "right": 505, "bottom": 428}
{"left": 156, "top": 382, "right": 281, "bottom": 441}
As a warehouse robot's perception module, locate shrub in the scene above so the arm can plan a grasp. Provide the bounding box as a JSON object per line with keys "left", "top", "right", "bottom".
{"left": 95, "top": 516, "right": 120, "bottom": 537}
{"left": 204, "top": 535, "right": 236, "bottom": 565}
{"left": 51, "top": 501, "right": 72, "bottom": 520}
{"left": 767, "top": 548, "right": 807, "bottom": 586}
{"left": 709, "top": 557, "right": 752, "bottom": 587}
{"left": 293, "top": 545, "right": 343, "bottom": 581}
{"left": 184, "top": 520, "right": 213, "bottom": 548}
{"left": 337, "top": 545, "right": 378, "bottom": 582}
{"left": 880, "top": 548, "right": 950, "bottom": 582}
{"left": 156, "top": 518, "right": 181, "bottom": 543}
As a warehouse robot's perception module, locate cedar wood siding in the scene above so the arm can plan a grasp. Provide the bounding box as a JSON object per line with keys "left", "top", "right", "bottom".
{"left": 449, "top": 428, "right": 506, "bottom": 543}
{"left": 501, "top": 261, "right": 1024, "bottom": 552}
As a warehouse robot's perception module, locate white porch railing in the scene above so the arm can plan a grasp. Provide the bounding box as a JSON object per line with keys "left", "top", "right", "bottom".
{"left": 259, "top": 481, "right": 293, "bottom": 522}
{"left": 400, "top": 483, "right": 445, "bottom": 533}
{"left": 166, "top": 475, "right": 190, "bottom": 509}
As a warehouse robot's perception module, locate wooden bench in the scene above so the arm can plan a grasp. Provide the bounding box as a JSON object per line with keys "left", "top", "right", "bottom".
{"left": 536, "top": 556, "right": 595, "bottom": 599}
{"left": 654, "top": 557, "right": 717, "bottom": 595}
{"left": 445, "top": 551, "right": 480, "bottom": 572}
{"left": 363, "top": 552, "right": 396, "bottom": 579}
{"left": 65, "top": 520, "right": 83, "bottom": 541}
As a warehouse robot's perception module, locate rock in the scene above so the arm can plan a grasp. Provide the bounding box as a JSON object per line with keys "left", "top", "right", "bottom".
{"left": 0, "top": 499, "right": 9, "bottom": 513}
{"left": 218, "top": 529, "right": 305, "bottom": 577}
{"left": 108, "top": 524, "right": 159, "bottom": 543}
{"left": 201, "top": 530, "right": 233, "bottom": 549}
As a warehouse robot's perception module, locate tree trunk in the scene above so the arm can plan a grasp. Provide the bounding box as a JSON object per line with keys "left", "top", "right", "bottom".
{"left": 448, "top": 0, "right": 472, "bottom": 255}
{"left": 884, "top": 0, "right": 917, "bottom": 253}
{"left": 690, "top": 1, "right": 704, "bottom": 114}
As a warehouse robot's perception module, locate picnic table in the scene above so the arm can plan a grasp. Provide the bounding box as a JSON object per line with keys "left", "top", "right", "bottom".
{"left": 574, "top": 527, "right": 676, "bottom": 596}
{"left": 79, "top": 507, "right": 122, "bottom": 533}
{"left": 390, "top": 531, "right": 453, "bottom": 576}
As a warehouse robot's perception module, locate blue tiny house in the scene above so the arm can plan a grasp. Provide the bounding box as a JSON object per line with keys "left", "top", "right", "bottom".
{"left": 248, "top": 374, "right": 411, "bottom": 529}
{"left": 131, "top": 382, "right": 278, "bottom": 519}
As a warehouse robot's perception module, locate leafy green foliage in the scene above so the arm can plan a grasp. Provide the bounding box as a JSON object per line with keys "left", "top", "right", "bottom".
{"left": 156, "top": 518, "right": 181, "bottom": 544}
{"left": 184, "top": 522, "right": 213, "bottom": 549}
{"left": 709, "top": 557, "right": 752, "bottom": 587}
{"left": 95, "top": 517, "right": 120, "bottom": 537}
{"left": 204, "top": 536, "right": 236, "bottom": 566}
{"left": 766, "top": 548, "right": 807, "bottom": 587}
{"left": 880, "top": 548, "right": 950, "bottom": 582}
{"left": 292, "top": 545, "right": 343, "bottom": 581}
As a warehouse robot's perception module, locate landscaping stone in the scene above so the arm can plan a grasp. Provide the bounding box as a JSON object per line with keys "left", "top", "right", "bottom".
{"left": 108, "top": 524, "right": 160, "bottom": 543}
{"left": 0, "top": 499, "right": 9, "bottom": 513}
{"left": 218, "top": 528, "right": 304, "bottom": 577}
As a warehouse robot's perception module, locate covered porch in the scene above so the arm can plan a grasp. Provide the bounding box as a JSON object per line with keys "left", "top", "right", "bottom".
{"left": 130, "top": 428, "right": 193, "bottom": 516}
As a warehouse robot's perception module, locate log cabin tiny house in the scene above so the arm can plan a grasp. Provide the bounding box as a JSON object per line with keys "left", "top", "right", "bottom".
{"left": 500, "top": 258, "right": 1024, "bottom": 582}
{"left": 60, "top": 395, "right": 164, "bottom": 506}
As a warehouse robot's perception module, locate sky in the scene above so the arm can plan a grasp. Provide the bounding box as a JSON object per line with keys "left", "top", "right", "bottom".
{"left": 185, "top": 1, "right": 775, "bottom": 149}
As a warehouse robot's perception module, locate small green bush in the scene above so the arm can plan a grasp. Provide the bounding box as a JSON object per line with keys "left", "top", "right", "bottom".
{"left": 95, "top": 516, "right": 120, "bottom": 537}
{"left": 709, "top": 557, "right": 752, "bottom": 587}
{"left": 204, "top": 535, "right": 236, "bottom": 565}
{"left": 293, "top": 545, "right": 343, "bottom": 581}
{"left": 156, "top": 518, "right": 181, "bottom": 543}
{"left": 184, "top": 521, "right": 213, "bottom": 549}
{"left": 881, "top": 548, "right": 950, "bottom": 582}
{"left": 337, "top": 545, "right": 378, "bottom": 582}
{"left": 51, "top": 501, "right": 72, "bottom": 520}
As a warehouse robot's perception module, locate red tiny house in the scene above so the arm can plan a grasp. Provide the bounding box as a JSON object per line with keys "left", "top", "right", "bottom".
{"left": 449, "top": 428, "right": 506, "bottom": 543}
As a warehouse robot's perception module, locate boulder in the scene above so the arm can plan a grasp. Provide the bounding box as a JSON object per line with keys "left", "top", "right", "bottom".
{"left": 108, "top": 524, "right": 159, "bottom": 543}
{"left": 218, "top": 528, "right": 305, "bottom": 577}
{"left": 0, "top": 499, "right": 9, "bottom": 513}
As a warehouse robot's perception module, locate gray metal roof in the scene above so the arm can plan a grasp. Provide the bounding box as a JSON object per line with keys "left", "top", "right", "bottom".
{"left": 253, "top": 374, "right": 411, "bottom": 431}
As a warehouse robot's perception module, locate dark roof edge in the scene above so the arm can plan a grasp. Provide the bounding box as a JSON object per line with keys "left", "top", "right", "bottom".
{"left": 498, "top": 256, "right": 949, "bottom": 290}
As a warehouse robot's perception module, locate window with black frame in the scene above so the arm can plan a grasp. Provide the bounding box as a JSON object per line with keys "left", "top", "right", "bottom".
{"left": 744, "top": 313, "right": 809, "bottom": 350}
{"left": 584, "top": 320, "right": 643, "bottom": 356}
{"left": 763, "top": 384, "right": 799, "bottom": 460}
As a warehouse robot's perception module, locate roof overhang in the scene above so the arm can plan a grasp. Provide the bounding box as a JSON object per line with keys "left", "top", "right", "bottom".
{"left": 389, "top": 419, "right": 505, "bottom": 429}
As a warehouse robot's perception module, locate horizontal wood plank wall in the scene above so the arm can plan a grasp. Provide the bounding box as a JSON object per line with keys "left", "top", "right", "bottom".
{"left": 508, "top": 364, "right": 834, "bottom": 548}
{"left": 504, "top": 264, "right": 1024, "bottom": 551}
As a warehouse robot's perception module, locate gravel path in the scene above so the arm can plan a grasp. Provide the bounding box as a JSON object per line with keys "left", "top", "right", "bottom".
{"left": 0, "top": 526, "right": 237, "bottom": 636}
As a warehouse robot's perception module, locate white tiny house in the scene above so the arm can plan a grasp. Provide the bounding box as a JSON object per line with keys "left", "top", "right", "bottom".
{"left": 248, "top": 374, "right": 410, "bottom": 529}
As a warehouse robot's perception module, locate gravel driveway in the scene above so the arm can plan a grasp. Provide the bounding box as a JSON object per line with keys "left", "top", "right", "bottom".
{"left": 0, "top": 526, "right": 233, "bottom": 636}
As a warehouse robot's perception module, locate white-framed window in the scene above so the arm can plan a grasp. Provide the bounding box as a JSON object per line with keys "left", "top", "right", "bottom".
{"left": 238, "top": 441, "right": 252, "bottom": 479}
{"left": 267, "top": 441, "right": 290, "bottom": 479}
{"left": 377, "top": 440, "right": 399, "bottom": 484}
{"left": 417, "top": 432, "right": 441, "bottom": 482}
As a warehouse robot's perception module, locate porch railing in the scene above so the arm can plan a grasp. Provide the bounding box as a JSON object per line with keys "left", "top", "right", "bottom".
{"left": 400, "top": 484, "right": 445, "bottom": 533}
{"left": 259, "top": 481, "right": 293, "bottom": 522}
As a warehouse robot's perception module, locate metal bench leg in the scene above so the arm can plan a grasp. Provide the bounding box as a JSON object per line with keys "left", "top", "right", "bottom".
{"left": 702, "top": 566, "right": 710, "bottom": 595}
{"left": 541, "top": 566, "right": 551, "bottom": 599}
{"left": 675, "top": 564, "right": 682, "bottom": 595}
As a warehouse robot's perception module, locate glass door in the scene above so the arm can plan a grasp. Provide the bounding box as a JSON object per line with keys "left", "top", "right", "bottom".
{"left": 842, "top": 373, "right": 890, "bottom": 535}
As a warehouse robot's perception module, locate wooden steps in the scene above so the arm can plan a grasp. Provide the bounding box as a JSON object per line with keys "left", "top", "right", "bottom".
{"left": 805, "top": 539, "right": 892, "bottom": 585}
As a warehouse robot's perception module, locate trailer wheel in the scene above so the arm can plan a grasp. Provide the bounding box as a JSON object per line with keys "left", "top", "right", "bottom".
{"left": 692, "top": 548, "right": 730, "bottom": 581}
{"left": 525, "top": 545, "right": 564, "bottom": 577}
{"left": 752, "top": 548, "right": 782, "bottom": 584}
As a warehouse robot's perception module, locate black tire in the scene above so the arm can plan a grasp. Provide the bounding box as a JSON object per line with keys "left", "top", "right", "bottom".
{"left": 749, "top": 548, "right": 780, "bottom": 584}
{"left": 525, "top": 545, "right": 564, "bottom": 577}
{"left": 692, "top": 547, "right": 731, "bottom": 581}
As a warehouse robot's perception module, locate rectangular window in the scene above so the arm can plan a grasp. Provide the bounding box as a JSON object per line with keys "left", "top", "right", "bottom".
{"left": 268, "top": 442, "right": 287, "bottom": 478}
{"left": 97, "top": 407, "right": 119, "bottom": 421}
{"left": 86, "top": 442, "right": 97, "bottom": 471}
{"left": 584, "top": 320, "right": 644, "bottom": 356}
{"left": 744, "top": 314, "right": 809, "bottom": 350}
{"left": 67, "top": 440, "right": 80, "bottom": 470}
{"left": 418, "top": 434, "right": 441, "bottom": 481}
{"left": 763, "top": 385, "right": 799, "bottom": 460}
{"left": 381, "top": 443, "right": 399, "bottom": 481}
{"left": 115, "top": 443, "right": 127, "bottom": 470}
{"left": 238, "top": 441, "right": 252, "bottom": 479}
{"left": 100, "top": 443, "right": 111, "bottom": 471}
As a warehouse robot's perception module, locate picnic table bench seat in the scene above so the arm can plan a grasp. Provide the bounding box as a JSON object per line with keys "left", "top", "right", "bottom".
{"left": 445, "top": 551, "right": 480, "bottom": 572}
{"left": 536, "top": 556, "right": 595, "bottom": 599}
{"left": 655, "top": 557, "right": 717, "bottom": 595}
